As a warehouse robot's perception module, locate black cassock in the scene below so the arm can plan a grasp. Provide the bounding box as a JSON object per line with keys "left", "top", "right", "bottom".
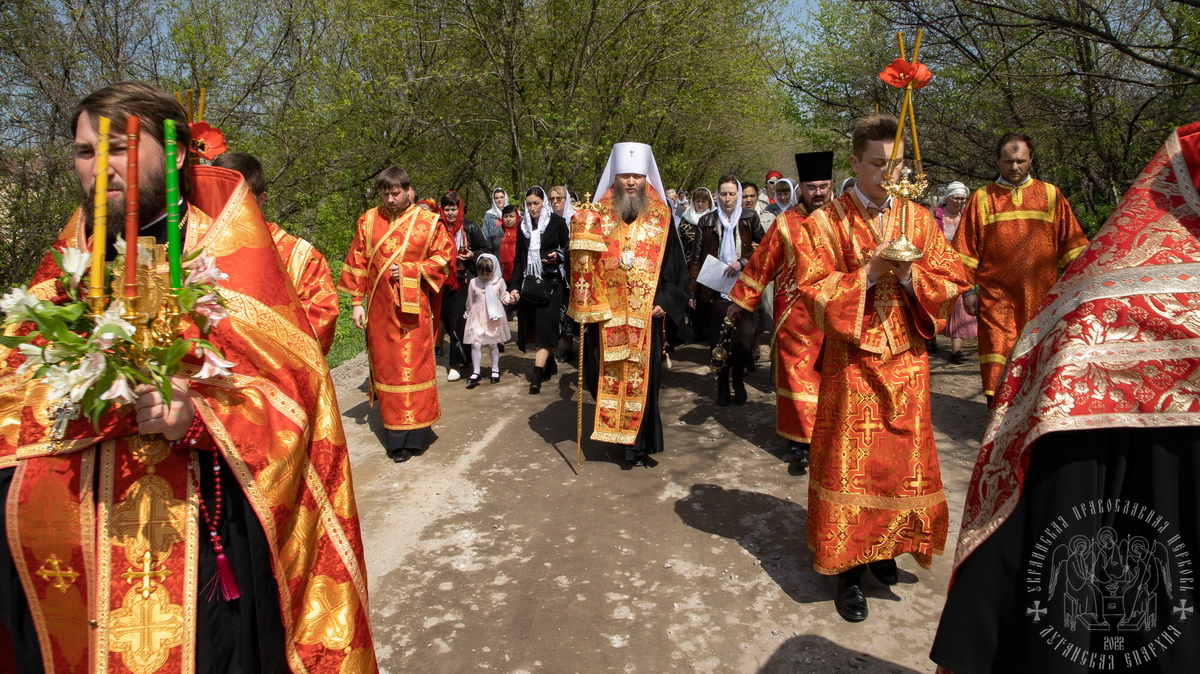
{"left": 931, "top": 427, "right": 1200, "bottom": 673}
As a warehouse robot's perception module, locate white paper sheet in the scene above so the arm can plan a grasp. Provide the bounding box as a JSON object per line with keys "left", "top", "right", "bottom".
{"left": 697, "top": 254, "right": 738, "bottom": 295}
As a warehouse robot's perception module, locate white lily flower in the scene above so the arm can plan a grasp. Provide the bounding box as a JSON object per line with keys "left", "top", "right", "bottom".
{"left": 16, "top": 342, "right": 70, "bottom": 374}
{"left": 114, "top": 237, "right": 152, "bottom": 268}
{"left": 0, "top": 286, "right": 39, "bottom": 324}
{"left": 196, "top": 346, "right": 235, "bottom": 379}
{"left": 192, "top": 293, "right": 228, "bottom": 330}
{"left": 99, "top": 373, "right": 136, "bottom": 405}
{"left": 59, "top": 247, "right": 91, "bottom": 288}
{"left": 185, "top": 255, "right": 228, "bottom": 287}
{"left": 94, "top": 301, "right": 135, "bottom": 338}
{"left": 44, "top": 353, "right": 104, "bottom": 402}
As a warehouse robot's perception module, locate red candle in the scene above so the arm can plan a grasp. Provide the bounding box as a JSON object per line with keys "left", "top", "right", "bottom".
{"left": 123, "top": 116, "right": 140, "bottom": 299}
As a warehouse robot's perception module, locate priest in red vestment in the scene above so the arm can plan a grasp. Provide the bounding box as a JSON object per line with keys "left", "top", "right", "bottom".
{"left": 0, "top": 81, "right": 375, "bottom": 673}
{"left": 953, "top": 132, "right": 1089, "bottom": 403}
{"left": 728, "top": 151, "right": 833, "bottom": 473}
{"left": 932, "top": 122, "right": 1200, "bottom": 673}
{"left": 212, "top": 152, "right": 338, "bottom": 355}
{"left": 791, "top": 114, "right": 968, "bottom": 622}
{"left": 338, "top": 168, "right": 454, "bottom": 463}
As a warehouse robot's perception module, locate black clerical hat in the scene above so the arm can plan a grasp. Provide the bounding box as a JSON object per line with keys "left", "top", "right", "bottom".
{"left": 794, "top": 151, "right": 834, "bottom": 183}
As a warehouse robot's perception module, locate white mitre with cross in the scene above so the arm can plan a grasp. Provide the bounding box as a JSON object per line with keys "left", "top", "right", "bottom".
{"left": 593, "top": 142, "right": 669, "bottom": 209}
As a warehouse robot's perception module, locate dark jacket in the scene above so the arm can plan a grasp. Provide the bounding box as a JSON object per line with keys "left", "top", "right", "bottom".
{"left": 447, "top": 217, "right": 489, "bottom": 283}
{"left": 509, "top": 214, "right": 569, "bottom": 290}
{"left": 688, "top": 210, "right": 764, "bottom": 303}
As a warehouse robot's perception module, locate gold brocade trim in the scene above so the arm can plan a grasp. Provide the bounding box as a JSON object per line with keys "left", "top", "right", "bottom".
{"left": 777, "top": 429, "right": 812, "bottom": 443}
{"left": 567, "top": 308, "right": 612, "bottom": 323}
{"left": 373, "top": 379, "right": 436, "bottom": 393}
{"left": 14, "top": 438, "right": 97, "bottom": 460}
{"left": 982, "top": 209, "right": 1054, "bottom": 225}
{"left": 340, "top": 266, "right": 367, "bottom": 278}
{"left": 776, "top": 389, "right": 818, "bottom": 403}
{"left": 179, "top": 365, "right": 309, "bottom": 432}
{"left": 737, "top": 273, "right": 764, "bottom": 292}
{"left": 984, "top": 389, "right": 996, "bottom": 397}
{"left": 569, "top": 239, "right": 608, "bottom": 252}
{"left": 979, "top": 353, "right": 1008, "bottom": 365}
{"left": 958, "top": 253, "right": 979, "bottom": 269}
{"left": 590, "top": 428, "right": 637, "bottom": 444}
{"left": 95, "top": 442, "right": 115, "bottom": 672}
{"left": 811, "top": 483, "right": 946, "bottom": 510}
{"left": 6, "top": 463, "right": 56, "bottom": 670}
{"left": 183, "top": 452, "right": 198, "bottom": 674}
{"left": 79, "top": 450, "right": 96, "bottom": 651}
{"left": 222, "top": 288, "right": 324, "bottom": 372}
{"left": 383, "top": 418, "right": 440, "bottom": 431}
{"left": 1059, "top": 244, "right": 1087, "bottom": 267}
{"left": 302, "top": 466, "right": 371, "bottom": 613}
{"left": 286, "top": 239, "right": 315, "bottom": 288}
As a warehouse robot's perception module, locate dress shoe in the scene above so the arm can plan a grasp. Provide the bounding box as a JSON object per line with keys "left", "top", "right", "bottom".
{"left": 529, "top": 380, "right": 541, "bottom": 394}
{"left": 868, "top": 558, "right": 899, "bottom": 586}
{"left": 490, "top": 373, "right": 501, "bottom": 384}
{"left": 950, "top": 351, "right": 966, "bottom": 365}
{"left": 392, "top": 449, "right": 414, "bottom": 463}
{"left": 925, "top": 338, "right": 939, "bottom": 353}
{"left": 632, "top": 457, "right": 648, "bottom": 467}
{"left": 466, "top": 374, "right": 481, "bottom": 389}
{"left": 789, "top": 443, "right": 810, "bottom": 473}
{"left": 835, "top": 575, "right": 869, "bottom": 622}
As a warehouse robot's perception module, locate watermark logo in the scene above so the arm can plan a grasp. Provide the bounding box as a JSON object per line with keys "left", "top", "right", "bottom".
{"left": 1025, "top": 499, "right": 1194, "bottom": 669}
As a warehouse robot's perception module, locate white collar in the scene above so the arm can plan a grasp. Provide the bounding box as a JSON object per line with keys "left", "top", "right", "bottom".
{"left": 996, "top": 174, "right": 1033, "bottom": 188}
{"left": 853, "top": 183, "right": 892, "bottom": 213}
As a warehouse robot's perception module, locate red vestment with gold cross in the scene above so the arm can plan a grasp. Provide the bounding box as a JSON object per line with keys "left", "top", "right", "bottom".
{"left": 730, "top": 204, "right": 823, "bottom": 443}
{"left": 337, "top": 205, "right": 454, "bottom": 432}
{"left": 952, "top": 179, "right": 1088, "bottom": 396}
{"left": 0, "top": 166, "right": 376, "bottom": 673}
{"left": 796, "top": 192, "right": 969, "bottom": 574}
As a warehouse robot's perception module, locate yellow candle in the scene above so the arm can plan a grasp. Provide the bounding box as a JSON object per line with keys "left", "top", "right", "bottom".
{"left": 88, "top": 116, "right": 111, "bottom": 301}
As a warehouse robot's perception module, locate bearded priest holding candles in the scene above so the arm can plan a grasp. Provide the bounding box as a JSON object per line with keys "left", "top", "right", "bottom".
{"left": 0, "top": 81, "right": 374, "bottom": 673}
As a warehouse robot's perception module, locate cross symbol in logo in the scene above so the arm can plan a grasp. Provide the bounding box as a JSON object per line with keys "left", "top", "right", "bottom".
{"left": 1174, "top": 599, "right": 1194, "bottom": 621}
{"left": 629, "top": 149, "right": 636, "bottom": 157}
{"left": 1026, "top": 600, "right": 1047, "bottom": 623}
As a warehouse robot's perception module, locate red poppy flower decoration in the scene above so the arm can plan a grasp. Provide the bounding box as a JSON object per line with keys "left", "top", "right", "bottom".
{"left": 879, "top": 58, "right": 933, "bottom": 89}
{"left": 188, "top": 121, "right": 227, "bottom": 160}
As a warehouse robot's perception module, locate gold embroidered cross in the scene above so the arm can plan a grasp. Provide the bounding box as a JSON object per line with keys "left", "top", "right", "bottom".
{"left": 48, "top": 400, "right": 80, "bottom": 442}
{"left": 36, "top": 554, "right": 80, "bottom": 593}
{"left": 121, "top": 551, "right": 172, "bottom": 599}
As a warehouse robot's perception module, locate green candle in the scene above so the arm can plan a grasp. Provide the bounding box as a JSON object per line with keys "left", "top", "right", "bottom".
{"left": 164, "top": 119, "right": 182, "bottom": 290}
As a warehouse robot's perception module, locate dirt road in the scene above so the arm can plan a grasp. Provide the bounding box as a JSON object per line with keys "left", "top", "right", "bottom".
{"left": 333, "top": 337, "right": 987, "bottom": 673}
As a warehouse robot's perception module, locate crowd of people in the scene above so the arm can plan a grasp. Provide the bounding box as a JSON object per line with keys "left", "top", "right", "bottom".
{"left": 0, "top": 80, "right": 1196, "bottom": 673}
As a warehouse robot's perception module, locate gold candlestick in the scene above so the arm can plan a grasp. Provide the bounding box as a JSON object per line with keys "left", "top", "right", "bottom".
{"left": 879, "top": 167, "right": 929, "bottom": 262}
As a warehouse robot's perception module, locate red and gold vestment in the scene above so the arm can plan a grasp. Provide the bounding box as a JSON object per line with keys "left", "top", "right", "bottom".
{"left": 338, "top": 205, "right": 453, "bottom": 432}
{"left": 730, "top": 205, "right": 823, "bottom": 443}
{"left": 952, "top": 179, "right": 1088, "bottom": 396}
{"left": 796, "top": 192, "right": 968, "bottom": 574}
{"left": 568, "top": 190, "right": 673, "bottom": 444}
{"left": 0, "top": 166, "right": 375, "bottom": 673}
{"left": 267, "top": 222, "right": 338, "bottom": 356}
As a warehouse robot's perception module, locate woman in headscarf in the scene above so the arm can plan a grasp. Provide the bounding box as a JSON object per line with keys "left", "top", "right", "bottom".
{"left": 508, "top": 186, "right": 570, "bottom": 393}
{"left": 482, "top": 187, "right": 508, "bottom": 251}
{"left": 680, "top": 187, "right": 715, "bottom": 340}
{"left": 549, "top": 185, "right": 578, "bottom": 362}
{"left": 934, "top": 181, "right": 976, "bottom": 363}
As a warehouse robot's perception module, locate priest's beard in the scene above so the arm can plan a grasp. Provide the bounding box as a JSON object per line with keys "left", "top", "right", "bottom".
{"left": 80, "top": 162, "right": 167, "bottom": 245}
{"left": 613, "top": 183, "right": 649, "bottom": 222}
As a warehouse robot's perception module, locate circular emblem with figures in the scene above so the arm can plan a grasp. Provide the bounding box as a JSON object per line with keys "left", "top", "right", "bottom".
{"left": 1023, "top": 499, "right": 1195, "bottom": 669}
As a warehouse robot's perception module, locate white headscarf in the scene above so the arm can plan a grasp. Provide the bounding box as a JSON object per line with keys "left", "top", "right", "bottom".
{"left": 682, "top": 188, "right": 714, "bottom": 226}
{"left": 939, "top": 181, "right": 970, "bottom": 206}
{"left": 553, "top": 186, "right": 575, "bottom": 224}
{"left": 592, "top": 142, "right": 668, "bottom": 207}
{"left": 773, "top": 178, "right": 797, "bottom": 211}
{"left": 475, "top": 253, "right": 506, "bottom": 320}
{"left": 520, "top": 186, "right": 552, "bottom": 280}
{"left": 487, "top": 188, "right": 508, "bottom": 220}
{"left": 716, "top": 179, "right": 743, "bottom": 265}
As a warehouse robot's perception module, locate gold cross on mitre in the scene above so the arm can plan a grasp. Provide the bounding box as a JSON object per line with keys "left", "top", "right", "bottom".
{"left": 36, "top": 554, "right": 80, "bottom": 593}
{"left": 121, "top": 550, "right": 173, "bottom": 599}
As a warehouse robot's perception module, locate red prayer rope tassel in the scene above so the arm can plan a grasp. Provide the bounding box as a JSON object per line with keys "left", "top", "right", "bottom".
{"left": 192, "top": 443, "right": 241, "bottom": 601}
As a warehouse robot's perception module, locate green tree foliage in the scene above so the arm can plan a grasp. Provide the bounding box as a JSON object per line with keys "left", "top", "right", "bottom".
{"left": 1, "top": 0, "right": 794, "bottom": 301}
{"left": 780, "top": 0, "right": 1198, "bottom": 234}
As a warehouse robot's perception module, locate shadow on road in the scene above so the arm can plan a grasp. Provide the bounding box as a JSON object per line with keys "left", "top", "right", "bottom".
{"left": 674, "top": 483, "right": 824, "bottom": 604}
{"left": 757, "top": 634, "right": 922, "bottom": 673}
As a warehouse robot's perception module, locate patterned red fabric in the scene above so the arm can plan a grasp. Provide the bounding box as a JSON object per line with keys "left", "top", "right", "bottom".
{"left": 954, "top": 121, "right": 1200, "bottom": 570}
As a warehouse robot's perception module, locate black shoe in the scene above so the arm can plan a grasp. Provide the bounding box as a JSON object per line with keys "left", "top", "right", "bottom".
{"left": 868, "top": 558, "right": 899, "bottom": 586}
{"left": 925, "top": 338, "right": 939, "bottom": 353}
{"left": 789, "top": 444, "right": 810, "bottom": 473}
{"left": 466, "top": 374, "right": 481, "bottom": 389}
{"left": 393, "top": 449, "right": 414, "bottom": 463}
{"left": 950, "top": 351, "right": 966, "bottom": 365}
{"left": 434, "top": 347, "right": 444, "bottom": 358}
{"left": 529, "top": 379, "right": 541, "bottom": 394}
{"left": 490, "top": 373, "right": 500, "bottom": 384}
{"left": 632, "top": 457, "right": 647, "bottom": 467}
{"left": 835, "top": 575, "right": 869, "bottom": 622}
